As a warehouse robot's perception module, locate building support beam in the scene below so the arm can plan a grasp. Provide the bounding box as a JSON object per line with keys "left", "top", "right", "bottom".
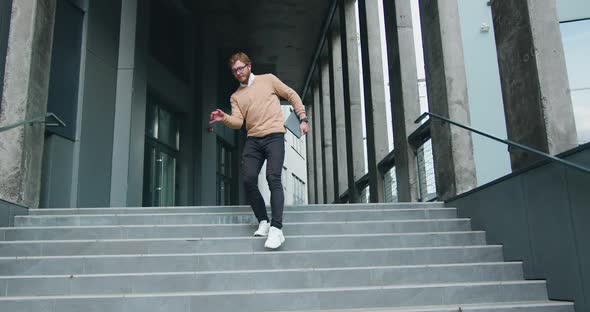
{"left": 328, "top": 32, "right": 341, "bottom": 203}
{"left": 313, "top": 84, "right": 325, "bottom": 204}
{"left": 357, "top": 0, "right": 389, "bottom": 202}
{"left": 110, "top": 0, "right": 149, "bottom": 207}
{"left": 418, "top": 0, "right": 477, "bottom": 200}
{"left": 491, "top": 0, "right": 578, "bottom": 170}
{"left": 321, "top": 60, "right": 335, "bottom": 204}
{"left": 382, "top": 0, "right": 421, "bottom": 202}
{"left": 331, "top": 29, "right": 349, "bottom": 201}
{"left": 0, "top": 0, "right": 56, "bottom": 207}
{"left": 305, "top": 100, "right": 316, "bottom": 204}
{"left": 339, "top": 0, "right": 366, "bottom": 203}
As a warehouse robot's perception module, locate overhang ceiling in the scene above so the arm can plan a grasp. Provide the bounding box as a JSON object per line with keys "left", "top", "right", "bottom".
{"left": 192, "top": 0, "right": 333, "bottom": 93}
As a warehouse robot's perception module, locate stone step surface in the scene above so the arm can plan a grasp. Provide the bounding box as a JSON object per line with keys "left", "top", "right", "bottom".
{"left": 285, "top": 301, "right": 574, "bottom": 312}
{"left": 13, "top": 208, "right": 458, "bottom": 227}
{"left": 0, "top": 203, "right": 573, "bottom": 311}
{"left": 0, "top": 245, "right": 505, "bottom": 276}
{"left": 0, "top": 219, "right": 472, "bottom": 240}
{"left": 0, "top": 231, "right": 486, "bottom": 257}
{"left": 0, "top": 281, "right": 552, "bottom": 311}
{"left": 26, "top": 203, "right": 446, "bottom": 215}
{"left": 0, "top": 262, "right": 522, "bottom": 296}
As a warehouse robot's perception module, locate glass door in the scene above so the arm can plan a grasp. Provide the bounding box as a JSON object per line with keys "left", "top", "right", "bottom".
{"left": 143, "top": 143, "right": 177, "bottom": 207}
{"left": 143, "top": 92, "right": 180, "bottom": 207}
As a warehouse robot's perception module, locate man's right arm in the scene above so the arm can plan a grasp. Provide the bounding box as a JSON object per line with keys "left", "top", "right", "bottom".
{"left": 222, "top": 96, "right": 244, "bottom": 129}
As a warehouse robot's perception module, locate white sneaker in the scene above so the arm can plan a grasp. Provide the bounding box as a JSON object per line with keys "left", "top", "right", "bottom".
{"left": 254, "top": 220, "right": 270, "bottom": 237}
{"left": 264, "top": 226, "right": 285, "bottom": 249}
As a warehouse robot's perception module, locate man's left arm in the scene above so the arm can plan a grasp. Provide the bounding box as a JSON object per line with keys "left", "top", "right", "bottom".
{"left": 271, "top": 74, "right": 307, "bottom": 121}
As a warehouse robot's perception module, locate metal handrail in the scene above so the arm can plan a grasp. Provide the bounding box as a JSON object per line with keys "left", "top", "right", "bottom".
{"left": 0, "top": 113, "right": 65, "bottom": 134}
{"left": 415, "top": 112, "right": 590, "bottom": 175}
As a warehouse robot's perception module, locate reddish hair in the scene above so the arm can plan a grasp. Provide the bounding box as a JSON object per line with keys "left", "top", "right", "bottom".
{"left": 227, "top": 52, "right": 252, "bottom": 69}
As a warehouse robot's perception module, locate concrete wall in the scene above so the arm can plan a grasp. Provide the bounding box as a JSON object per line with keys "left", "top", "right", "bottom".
{"left": 447, "top": 143, "right": 590, "bottom": 312}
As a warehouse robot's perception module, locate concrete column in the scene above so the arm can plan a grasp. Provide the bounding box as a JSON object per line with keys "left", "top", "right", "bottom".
{"left": 305, "top": 101, "right": 316, "bottom": 204}
{"left": 110, "top": 0, "right": 148, "bottom": 207}
{"left": 331, "top": 30, "right": 349, "bottom": 201}
{"left": 321, "top": 60, "right": 335, "bottom": 203}
{"left": 312, "top": 84, "right": 325, "bottom": 204}
{"left": 357, "top": 0, "right": 389, "bottom": 202}
{"left": 340, "top": 0, "right": 367, "bottom": 203}
{"left": 327, "top": 31, "right": 341, "bottom": 202}
{"left": 418, "top": 0, "right": 477, "bottom": 200}
{"left": 382, "top": 0, "right": 420, "bottom": 202}
{"left": 0, "top": 0, "right": 56, "bottom": 207}
{"left": 492, "top": 0, "right": 578, "bottom": 170}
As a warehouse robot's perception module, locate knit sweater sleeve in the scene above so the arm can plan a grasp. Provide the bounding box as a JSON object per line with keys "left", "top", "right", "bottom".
{"left": 270, "top": 74, "right": 307, "bottom": 119}
{"left": 222, "top": 96, "right": 244, "bottom": 129}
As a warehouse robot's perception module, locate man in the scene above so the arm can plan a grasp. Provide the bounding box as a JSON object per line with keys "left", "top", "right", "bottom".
{"left": 209, "top": 52, "right": 309, "bottom": 249}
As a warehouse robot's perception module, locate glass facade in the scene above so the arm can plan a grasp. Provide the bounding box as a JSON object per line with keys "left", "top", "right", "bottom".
{"left": 561, "top": 19, "right": 590, "bottom": 144}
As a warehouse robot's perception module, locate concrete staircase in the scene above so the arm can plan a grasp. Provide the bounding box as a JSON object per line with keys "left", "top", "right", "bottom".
{"left": 0, "top": 203, "right": 574, "bottom": 311}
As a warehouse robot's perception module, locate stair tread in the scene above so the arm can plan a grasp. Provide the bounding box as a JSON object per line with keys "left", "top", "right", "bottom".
{"left": 0, "top": 231, "right": 485, "bottom": 244}
{"left": 0, "top": 218, "right": 471, "bottom": 230}
{"left": 0, "top": 280, "right": 546, "bottom": 300}
{"left": 0, "top": 261, "right": 522, "bottom": 279}
{"left": 284, "top": 301, "right": 574, "bottom": 312}
{"left": 0, "top": 244, "right": 502, "bottom": 260}
{"left": 16, "top": 208, "right": 457, "bottom": 218}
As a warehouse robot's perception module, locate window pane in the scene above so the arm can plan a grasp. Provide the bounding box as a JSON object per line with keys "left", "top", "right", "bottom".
{"left": 146, "top": 101, "right": 158, "bottom": 139}
{"left": 158, "top": 107, "right": 179, "bottom": 149}
{"left": 561, "top": 19, "right": 590, "bottom": 143}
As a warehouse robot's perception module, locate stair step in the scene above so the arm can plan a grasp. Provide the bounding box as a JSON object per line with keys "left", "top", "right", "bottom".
{"left": 0, "top": 219, "right": 472, "bottom": 241}
{"left": 285, "top": 301, "right": 574, "bottom": 312}
{"left": 13, "top": 208, "right": 458, "bottom": 227}
{"left": 0, "top": 232, "right": 486, "bottom": 257}
{"left": 27, "top": 203, "right": 446, "bottom": 215}
{"left": 0, "top": 262, "right": 522, "bottom": 296}
{"left": 0, "top": 245, "right": 504, "bottom": 275}
{"left": 0, "top": 281, "right": 549, "bottom": 312}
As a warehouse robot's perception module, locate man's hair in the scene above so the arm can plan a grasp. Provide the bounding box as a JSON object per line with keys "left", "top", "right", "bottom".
{"left": 228, "top": 52, "right": 251, "bottom": 69}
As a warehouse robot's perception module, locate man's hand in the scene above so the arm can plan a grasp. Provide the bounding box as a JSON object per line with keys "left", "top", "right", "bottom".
{"left": 209, "top": 109, "right": 225, "bottom": 124}
{"left": 300, "top": 122, "right": 309, "bottom": 136}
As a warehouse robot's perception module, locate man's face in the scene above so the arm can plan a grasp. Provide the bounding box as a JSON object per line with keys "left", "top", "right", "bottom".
{"left": 231, "top": 60, "right": 251, "bottom": 84}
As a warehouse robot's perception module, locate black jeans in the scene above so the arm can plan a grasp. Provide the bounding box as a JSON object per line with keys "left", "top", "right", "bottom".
{"left": 242, "top": 133, "right": 285, "bottom": 229}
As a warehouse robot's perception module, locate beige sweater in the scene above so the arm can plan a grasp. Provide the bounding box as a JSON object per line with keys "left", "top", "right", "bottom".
{"left": 222, "top": 74, "right": 307, "bottom": 137}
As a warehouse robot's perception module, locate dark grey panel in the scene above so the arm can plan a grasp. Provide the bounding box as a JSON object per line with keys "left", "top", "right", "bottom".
{"left": 521, "top": 164, "right": 583, "bottom": 303}
{"left": 86, "top": 0, "right": 121, "bottom": 66}
{"left": 0, "top": 199, "right": 28, "bottom": 227}
{"left": 46, "top": 0, "right": 84, "bottom": 140}
{"left": 565, "top": 160, "right": 590, "bottom": 311}
{"left": 77, "top": 54, "right": 118, "bottom": 208}
{"left": 447, "top": 145, "right": 590, "bottom": 312}
{"left": 455, "top": 176, "right": 535, "bottom": 276}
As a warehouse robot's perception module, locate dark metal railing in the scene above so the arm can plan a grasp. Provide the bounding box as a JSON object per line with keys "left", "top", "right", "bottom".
{"left": 415, "top": 112, "right": 590, "bottom": 175}
{"left": 0, "top": 113, "right": 65, "bottom": 134}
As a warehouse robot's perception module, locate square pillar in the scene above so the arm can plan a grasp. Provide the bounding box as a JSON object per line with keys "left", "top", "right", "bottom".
{"left": 419, "top": 0, "right": 477, "bottom": 200}
{"left": 330, "top": 30, "right": 349, "bottom": 201}
{"left": 320, "top": 60, "right": 335, "bottom": 203}
{"left": 382, "top": 0, "right": 421, "bottom": 202}
{"left": 0, "top": 0, "right": 56, "bottom": 207}
{"left": 492, "top": 0, "right": 578, "bottom": 170}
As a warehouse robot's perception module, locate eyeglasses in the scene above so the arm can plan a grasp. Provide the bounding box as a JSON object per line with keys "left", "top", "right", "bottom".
{"left": 232, "top": 64, "right": 249, "bottom": 75}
